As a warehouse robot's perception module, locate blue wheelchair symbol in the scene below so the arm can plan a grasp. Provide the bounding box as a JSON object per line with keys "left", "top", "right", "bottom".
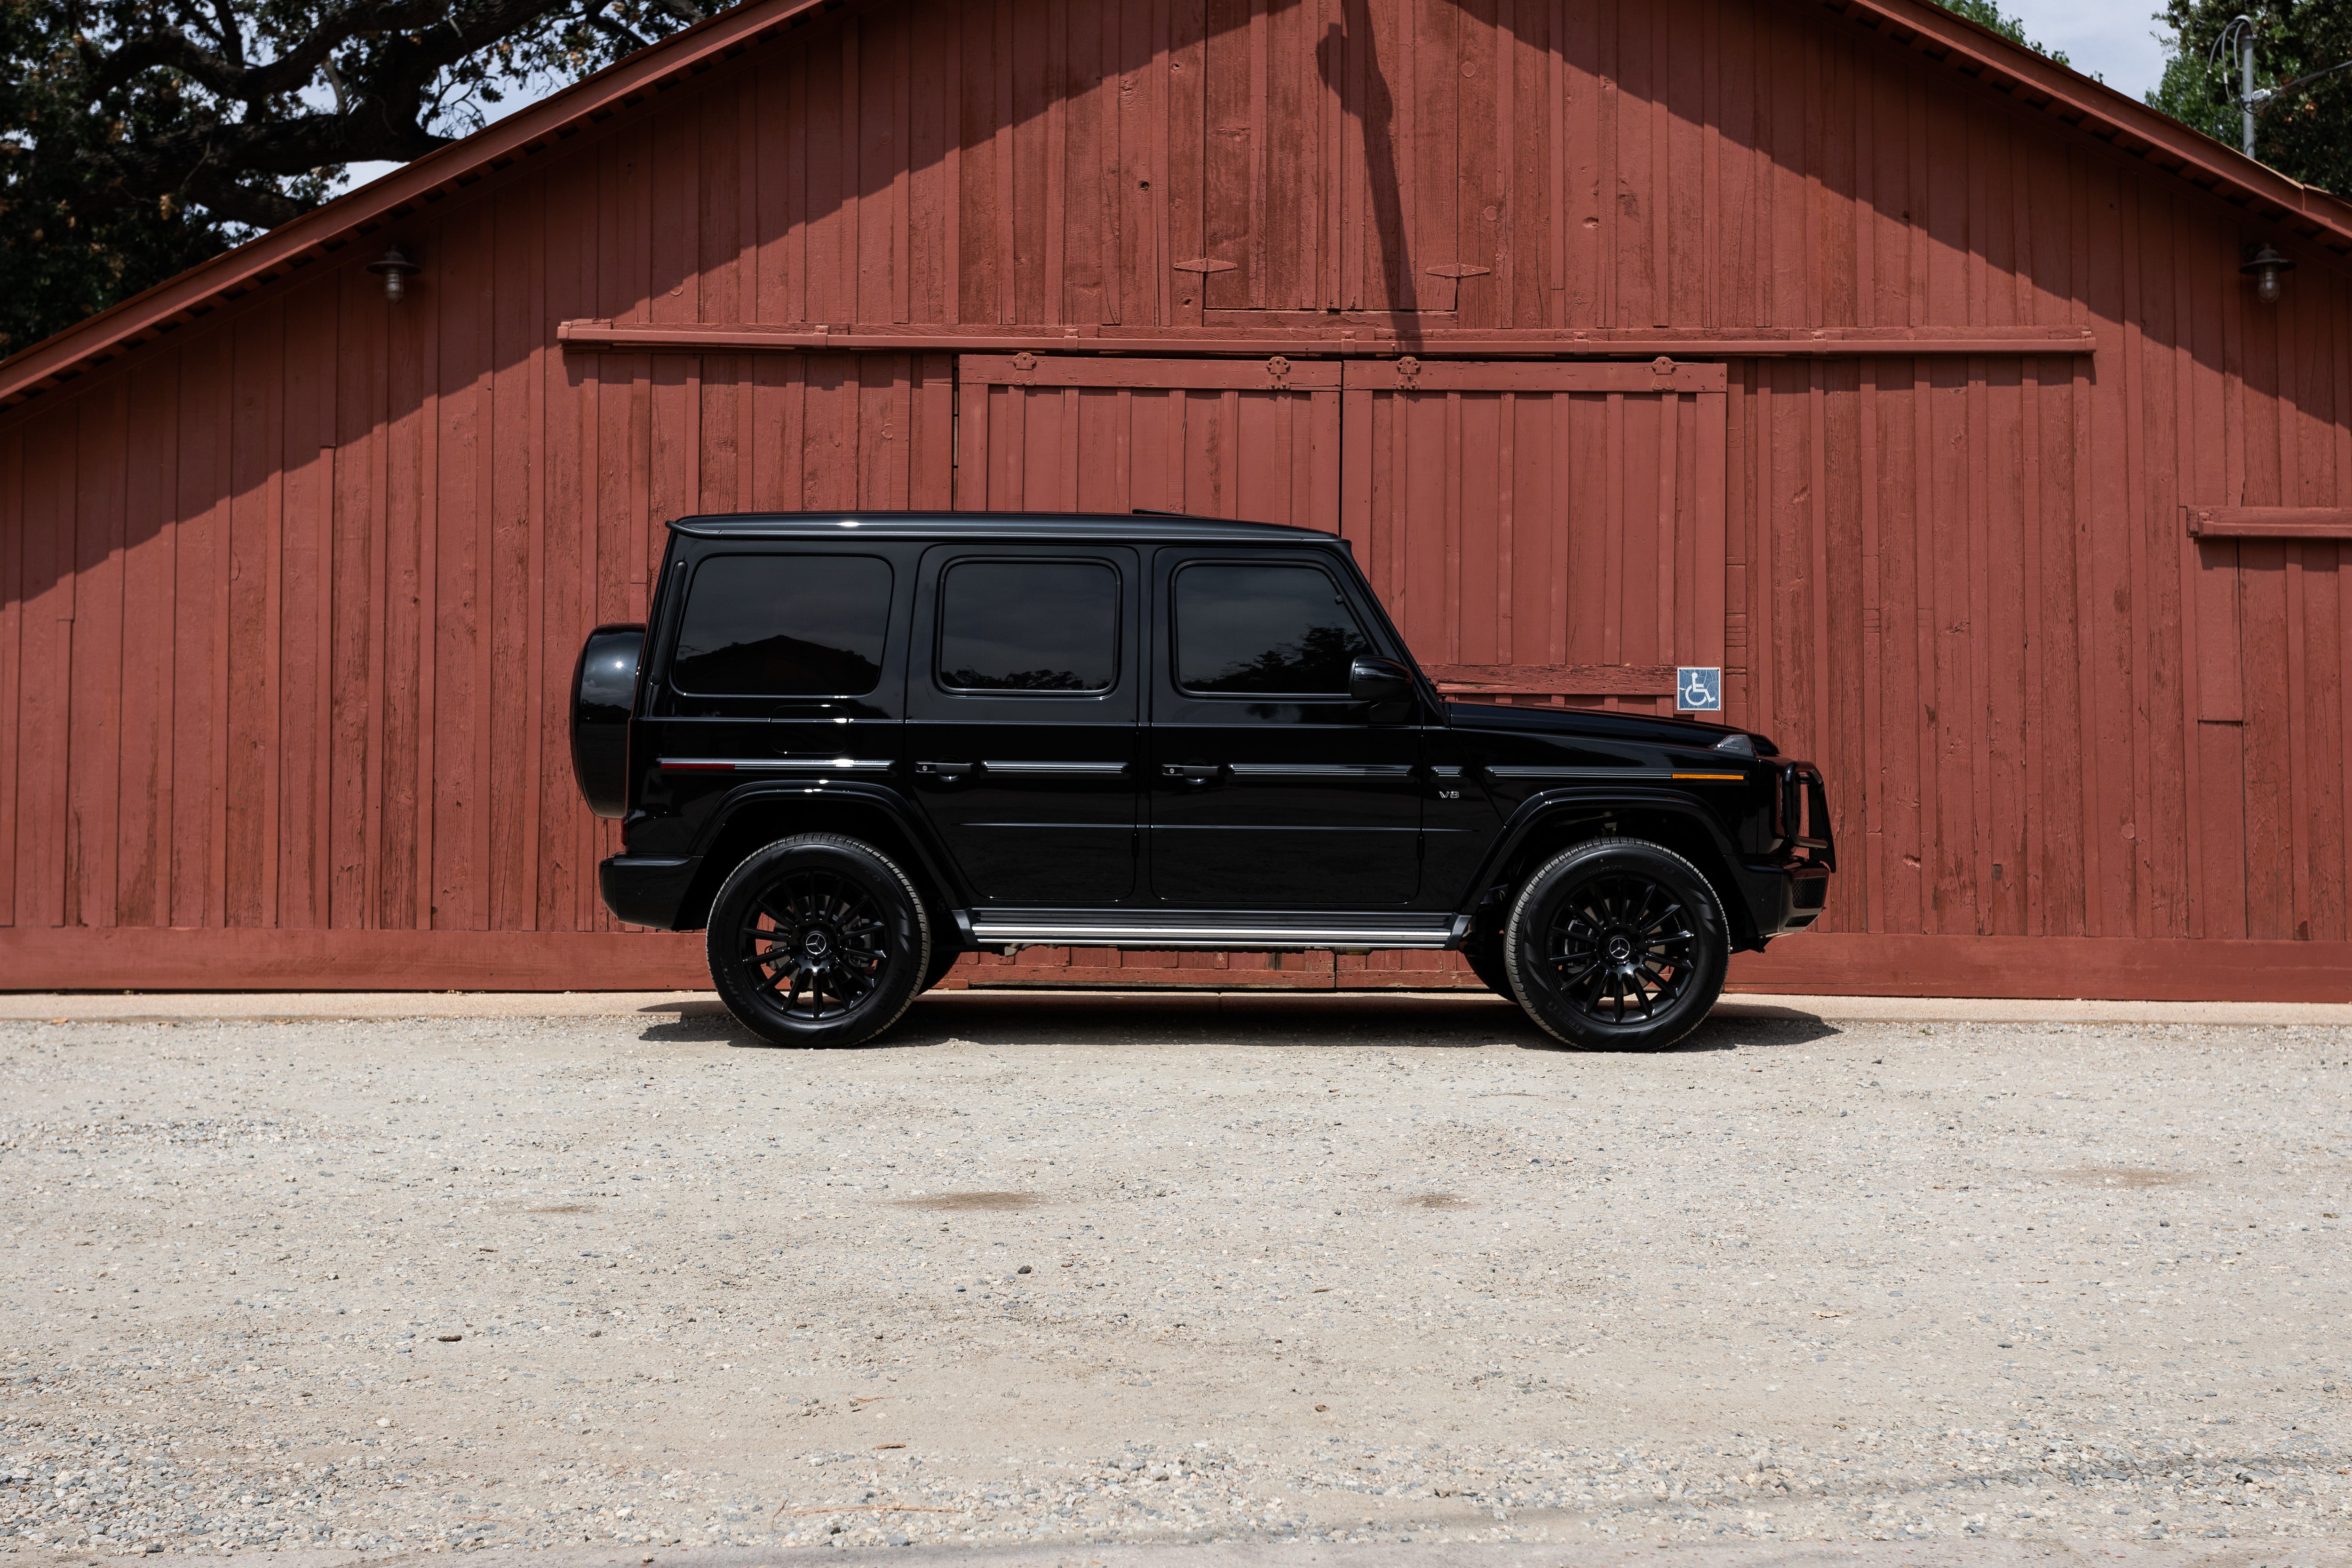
{"left": 1677, "top": 666, "right": 1722, "bottom": 712}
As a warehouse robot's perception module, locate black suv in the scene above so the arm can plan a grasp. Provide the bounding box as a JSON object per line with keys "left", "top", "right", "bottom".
{"left": 572, "top": 514, "right": 1832, "bottom": 1051}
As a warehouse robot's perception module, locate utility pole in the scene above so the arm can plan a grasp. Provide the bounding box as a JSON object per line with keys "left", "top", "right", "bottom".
{"left": 2241, "top": 21, "right": 2257, "bottom": 156}
{"left": 2213, "top": 12, "right": 2352, "bottom": 166}
{"left": 2216, "top": 15, "right": 2259, "bottom": 158}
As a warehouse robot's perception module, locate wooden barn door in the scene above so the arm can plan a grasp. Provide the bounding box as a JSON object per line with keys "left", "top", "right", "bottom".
{"left": 953, "top": 355, "right": 1340, "bottom": 525}
{"left": 1340, "top": 358, "right": 1727, "bottom": 711}
{"left": 2184, "top": 517, "right": 2352, "bottom": 943}
{"left": 955, "top": 355, "right": 1729, "bottom": 709}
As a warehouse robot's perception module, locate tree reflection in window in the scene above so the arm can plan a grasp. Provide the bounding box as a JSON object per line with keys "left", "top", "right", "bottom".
{"left": 938, "top": 560, "right": 1119, "bottom": 693}
{"left": 672, "top": 554, "right": 891, "bottom": 696}
{"left": 1175, "top": 564, "right": 1372, "bottom": 694}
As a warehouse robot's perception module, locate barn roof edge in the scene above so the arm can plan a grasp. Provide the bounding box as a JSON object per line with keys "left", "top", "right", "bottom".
{"left": 1, "top": 0, "right": 2346, "bottom": 411}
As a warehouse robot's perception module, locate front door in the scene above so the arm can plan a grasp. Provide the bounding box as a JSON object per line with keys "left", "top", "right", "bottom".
{"left": 1145, "top": 550, "right": 1422, "bottom": 907}
{"left": 905, "top": 545, "right": 1143, "bottom": 905}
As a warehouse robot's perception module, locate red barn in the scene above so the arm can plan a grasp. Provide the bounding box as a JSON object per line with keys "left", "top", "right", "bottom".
{"left": 3, "top": 0, "right": 2350, "bottom": 998}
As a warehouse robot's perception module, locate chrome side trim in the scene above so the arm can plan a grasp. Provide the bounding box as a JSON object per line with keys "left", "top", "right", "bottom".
{"left": 1226, "top": 763, "right": 1415, "bottom": 779}
{"left": 966, "top": 917, "right": 1454, "bottom": 949}
{"left": 979, "top": 760, "right": 1131, "bottom": 775}
{"left": 657, "top": 757, "right": 896, "bottom": 772}
{"left": 1483, "top": 765, "right": 1673, "bottom": 780}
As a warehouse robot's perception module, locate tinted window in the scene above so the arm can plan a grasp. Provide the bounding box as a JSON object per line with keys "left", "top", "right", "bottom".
{"left": 672, "top": 554, "right": 891, "bottom": 696}
{"left": 1174, "top": 563, "right": 1372, "bottom": 694}
{"left": 938, "top": 560, "right": 1119, "bottom": 692}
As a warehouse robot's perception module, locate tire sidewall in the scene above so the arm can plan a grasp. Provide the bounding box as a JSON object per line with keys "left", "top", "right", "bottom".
{"left": 1502, "top": 838, "right": 1729, "bottom": 1051}
{"left": 1458, "top": 926, "right": 1513, "bottom": 998}
{"left": 705, "top": 835, "right": 931, "bottom": 1048}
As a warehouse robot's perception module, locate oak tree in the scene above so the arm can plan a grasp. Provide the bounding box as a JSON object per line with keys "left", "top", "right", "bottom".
{"left": 0, "top": 0, "right": 704, "bottom": 353}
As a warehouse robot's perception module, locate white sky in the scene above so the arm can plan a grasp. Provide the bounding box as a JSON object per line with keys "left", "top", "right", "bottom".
{"left": 1987, "top": 0, "right": 2173, "bottom": 97}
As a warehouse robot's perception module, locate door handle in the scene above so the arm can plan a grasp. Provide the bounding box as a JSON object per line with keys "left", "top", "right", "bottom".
{"left": 1161, "top": 764, "right": 1224, "bottom": 785}
{"left": 915, "top": 761, "right": 976, "bottom": 780}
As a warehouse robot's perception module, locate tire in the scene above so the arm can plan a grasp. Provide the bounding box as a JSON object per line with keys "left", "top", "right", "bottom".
{"left": 705, "top": 834, "right": 932, "bottom": 1048}
{"left": 1456, "top": 919, "right": 1515, "bottom": 998}
{"left": 920, "top": 943, "right": 964, "bottom": 993}
{"left": 1502, "top": 837, "right": 1728, "bottom": 1051}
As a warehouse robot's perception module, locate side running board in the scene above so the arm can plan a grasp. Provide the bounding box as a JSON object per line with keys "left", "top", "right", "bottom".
{"left": 963, "top": 910, "right": 1463, "bottom": 950}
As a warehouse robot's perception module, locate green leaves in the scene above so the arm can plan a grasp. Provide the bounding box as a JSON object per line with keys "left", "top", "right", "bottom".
{"left": 0, "top": 0, "right": 702, "bottom": 354}
{"left": 2148, "top": 0, "right": 2352, "bottom": 192}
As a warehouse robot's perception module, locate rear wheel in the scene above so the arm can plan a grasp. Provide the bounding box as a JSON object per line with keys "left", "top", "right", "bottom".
{"left": 1502, "top": 837, "right": 1727, "bottom": 1051}
{"left": 705, "top": 834, "right": 931, "bottom": 1048}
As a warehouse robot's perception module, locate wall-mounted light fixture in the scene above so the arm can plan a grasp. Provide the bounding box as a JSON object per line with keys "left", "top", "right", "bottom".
{"left": 2241, "top": 243, "right": 2294, "bottom": 305}
{"left": 366, "top": 245, "right": 420, "bottom": 303}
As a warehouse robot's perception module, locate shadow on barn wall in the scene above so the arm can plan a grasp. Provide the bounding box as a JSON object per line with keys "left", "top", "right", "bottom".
{"left": 0, "top": 0, "right": 2346, "bottom": 959}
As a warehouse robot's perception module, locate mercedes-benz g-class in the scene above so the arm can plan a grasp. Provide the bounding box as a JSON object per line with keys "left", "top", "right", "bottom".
{"left": 572, "top": 514, "right": 1832, "bottom": 1050}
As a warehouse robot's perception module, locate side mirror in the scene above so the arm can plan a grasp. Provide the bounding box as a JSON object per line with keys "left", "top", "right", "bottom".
{"left": 1347, "top": 655, "right": 1414, "bottom": 706}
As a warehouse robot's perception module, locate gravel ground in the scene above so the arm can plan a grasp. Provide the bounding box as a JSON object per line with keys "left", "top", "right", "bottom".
{"left": 3, "top": 994, "right": 2350, "bottom": 1559}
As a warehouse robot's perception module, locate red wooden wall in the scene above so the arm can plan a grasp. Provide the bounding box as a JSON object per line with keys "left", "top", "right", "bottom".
{"left": 3, "top": 0, "right": 2350, "bottom": 997}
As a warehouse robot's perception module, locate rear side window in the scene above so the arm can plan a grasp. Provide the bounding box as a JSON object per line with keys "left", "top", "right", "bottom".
{"left": 1174, "top": 562, "right": 1372, "bottom": 695}
{"left": 672, "top": 554, "right": 892, "bottom": 696}
{"left": 938, "top": 560, "right": 1120, "bottom": 692}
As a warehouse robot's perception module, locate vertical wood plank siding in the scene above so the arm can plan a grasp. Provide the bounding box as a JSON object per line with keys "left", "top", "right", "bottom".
{"left": 2, "top": 0, "right": 2348, "bottom": 994}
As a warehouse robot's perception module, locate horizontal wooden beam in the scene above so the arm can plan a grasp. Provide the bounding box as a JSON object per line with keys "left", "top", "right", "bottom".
{"left": 1731, "top": 934, "right": 2352, "bottom": 1002}
{"left": 0, "top": 927, "right": 709, "bottom": 992}
{"left": 1343, "top": 360, "right": 1729, "bottom": 393}
{"left": 2185, "top": 506, "right": 2352, "bottom": 539}
{"left": 954, "top": 935, "right": 2352, "bottom": 1003}
{"left": 3, "top": 927, "right": 2346, "bottom": 1001}
{"left": 555, "top": 320, "right": 2100, "bottom": 359}
{"left": 1424, "top": 662, "right": 1680, "bottom": 696}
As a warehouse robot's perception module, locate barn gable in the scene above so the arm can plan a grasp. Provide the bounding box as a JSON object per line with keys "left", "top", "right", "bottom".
{"left": 1, "top": 0, "right": 2349, "bottom": 996}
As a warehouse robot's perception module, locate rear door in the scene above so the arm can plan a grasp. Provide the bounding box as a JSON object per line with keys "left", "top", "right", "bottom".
{"left": 657, "top": 545, "right": 905, "bottom": 778}
{"left": 904, "top": 545, "right": 1144, "bottom": 906}
{"left": 1145, "top": 549, "right": 1422, "bottom": 907}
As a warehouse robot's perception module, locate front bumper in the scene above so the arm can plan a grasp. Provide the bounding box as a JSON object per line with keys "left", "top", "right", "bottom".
{"left": 598, "top": 854, "right": 702, "bottom": 930}
{"left": 1733, "top": 756, "right": 1835, "bottom": 943}
{"left": 1736, "top": 856, "right": 1831, "bottom": 939}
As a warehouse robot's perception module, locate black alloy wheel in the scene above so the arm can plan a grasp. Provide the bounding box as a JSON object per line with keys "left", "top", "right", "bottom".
{"left": 1502, "top": 837, "right": 1728, "bottom": 1051}
{"left": 706, "top": 834, "right": 931, "bottom": 1048}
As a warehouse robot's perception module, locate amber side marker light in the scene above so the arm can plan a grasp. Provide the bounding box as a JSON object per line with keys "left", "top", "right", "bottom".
{"left": 1671, "top": 772, "right": 1749, "bottom": 780}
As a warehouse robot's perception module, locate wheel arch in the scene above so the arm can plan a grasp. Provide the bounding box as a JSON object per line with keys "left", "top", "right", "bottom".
{"left": 1462, "top": 790, "right": 1762, "bottom": 952}
{"left": 678, "top": 787, "right": 964, "bottom": 936}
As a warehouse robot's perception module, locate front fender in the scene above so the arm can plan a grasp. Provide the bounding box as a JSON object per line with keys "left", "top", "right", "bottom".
{"left": 1455, "top": 786, "right": 1767, "bottom": 948}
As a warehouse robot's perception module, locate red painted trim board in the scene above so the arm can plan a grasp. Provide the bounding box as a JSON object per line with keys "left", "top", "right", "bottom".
{"left": 4, "top": 929, "right": 2348, "bottom": 1001}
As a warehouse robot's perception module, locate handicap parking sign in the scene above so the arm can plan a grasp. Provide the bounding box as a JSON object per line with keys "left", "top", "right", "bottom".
{"left": 1677, "top": 666, "right": 1722, "bottom": 712}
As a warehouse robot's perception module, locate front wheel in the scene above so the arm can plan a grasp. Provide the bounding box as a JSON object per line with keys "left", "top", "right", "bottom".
{"left": 706, "top": 834, "right": 931, "bottom": 1048}
{"left": 1502, "top": 838, "right": 1728, "bottom": 1051}
{"left": 921, "top": 943, "right": 964, "bottom": 992}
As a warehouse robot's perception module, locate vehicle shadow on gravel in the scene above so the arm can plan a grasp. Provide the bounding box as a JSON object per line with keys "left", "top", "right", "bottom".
{"left": 636, "top": 992, "right": 1842, "bottom": 1054}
